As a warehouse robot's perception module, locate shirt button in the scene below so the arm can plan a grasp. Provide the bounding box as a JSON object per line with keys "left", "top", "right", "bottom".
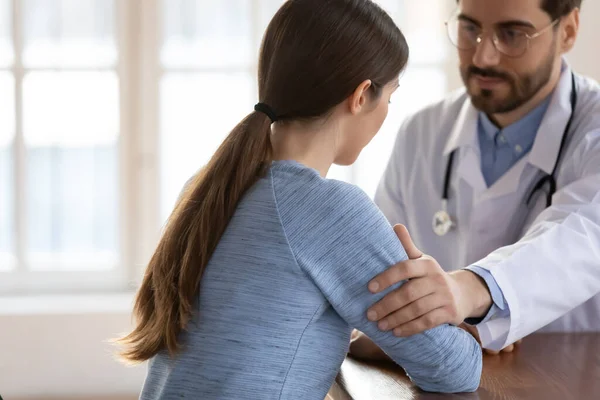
{"left": 498, "top": 135, "right": 507, "bottom": 144}
{"left": 515, "top": 144, "right": 523, "bottom": 154}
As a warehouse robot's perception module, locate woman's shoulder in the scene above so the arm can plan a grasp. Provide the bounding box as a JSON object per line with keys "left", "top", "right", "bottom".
{"left": 270, "top": 160, "right": 377, "bottom": 221}
{"left": 269, "top": 161, "right": 392, "bottom": 258}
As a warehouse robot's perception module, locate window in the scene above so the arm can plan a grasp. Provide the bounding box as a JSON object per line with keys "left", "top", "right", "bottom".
{"left": 1, "top": 0, "right": 454, "bottom": 293}
{"left": 1, "top": 0, "right": 15, "bottom": 272}
{"left": 1, "top": 0, "right": 125, "bottom": 292}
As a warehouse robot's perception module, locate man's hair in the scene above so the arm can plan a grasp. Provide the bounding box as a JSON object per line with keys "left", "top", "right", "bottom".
{"left": 455, "top": 0, "right": 583, "bottom": 21}
{"left": 541, "top": 0, "right": 583, "bottom": 20}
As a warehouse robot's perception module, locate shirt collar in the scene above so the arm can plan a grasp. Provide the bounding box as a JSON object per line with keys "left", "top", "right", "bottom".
{"left": 478, "top": 94, "right": 552, "bottom": 155}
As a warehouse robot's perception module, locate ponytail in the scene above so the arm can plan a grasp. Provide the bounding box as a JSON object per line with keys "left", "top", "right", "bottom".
{"left": 118, "top": 111, "right": 273, "bottom": 363}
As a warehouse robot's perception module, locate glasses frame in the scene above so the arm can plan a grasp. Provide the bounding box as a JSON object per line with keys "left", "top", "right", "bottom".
{"left": 445, "top": 15, "right": 560, "bottom": 58}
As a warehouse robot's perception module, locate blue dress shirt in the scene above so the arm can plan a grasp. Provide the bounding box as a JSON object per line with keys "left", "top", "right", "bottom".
{"left": 478, "top": 96, "right": 551, "bottom": 187}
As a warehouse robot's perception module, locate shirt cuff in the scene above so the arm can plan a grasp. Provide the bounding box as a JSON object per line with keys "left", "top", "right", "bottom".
{"left": 463, "top": 265, "right": 509, "bottom": 325}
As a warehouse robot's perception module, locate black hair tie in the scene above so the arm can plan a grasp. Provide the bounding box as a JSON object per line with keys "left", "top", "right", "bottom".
{"left": 254, "top": 103, "right": 278, "bottom": 123}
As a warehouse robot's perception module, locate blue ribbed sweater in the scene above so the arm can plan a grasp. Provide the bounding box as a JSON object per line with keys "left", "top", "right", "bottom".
{"left": 140, "top": 160, "right": 482, "bottom": 399}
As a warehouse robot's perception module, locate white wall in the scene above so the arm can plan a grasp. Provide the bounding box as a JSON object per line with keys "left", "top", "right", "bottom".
{"left": 1, "top": 3, "right": 599, "bottom": 399}
{"left": 0, "top": 296, "right": 145, "bottom": 399}
{"left": 567, "top": 0, "right": 600, "bottom": 82}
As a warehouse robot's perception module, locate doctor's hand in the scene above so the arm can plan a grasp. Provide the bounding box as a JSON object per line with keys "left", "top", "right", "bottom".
{"left": 366, "top": 224, "right": 492, "bottom": 337}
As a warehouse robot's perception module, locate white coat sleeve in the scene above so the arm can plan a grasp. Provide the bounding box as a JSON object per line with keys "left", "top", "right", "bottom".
{"left": 475, "top": 130, "right": 600, "bottom": 350}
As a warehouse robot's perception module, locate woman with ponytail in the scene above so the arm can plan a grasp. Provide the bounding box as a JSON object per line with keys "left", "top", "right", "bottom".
{"left": 119, "top": 0, "right": 482, "bottom": 398}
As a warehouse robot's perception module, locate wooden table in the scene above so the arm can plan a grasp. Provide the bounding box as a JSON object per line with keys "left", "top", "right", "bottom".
{"left": 327, "top": 334, "right": 600, "bottom": 400}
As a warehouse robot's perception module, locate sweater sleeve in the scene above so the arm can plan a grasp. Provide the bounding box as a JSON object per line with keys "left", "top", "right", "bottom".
{"left": 273, "top": 172, "right": 482, "bottom": 393}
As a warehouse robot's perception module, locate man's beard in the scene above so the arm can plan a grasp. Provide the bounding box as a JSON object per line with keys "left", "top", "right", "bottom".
{"left": 460, "top": 43, "right": 556, "bottom": 115}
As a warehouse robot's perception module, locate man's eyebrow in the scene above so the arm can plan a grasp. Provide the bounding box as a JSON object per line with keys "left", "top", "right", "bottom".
{"left": 457, "top": 13, "right": 480, "bottom": 26}
{"left": 457, "top": 13, "right": 536, "bottom": 30}
{"left": 497, "top": 20, "right": 536, "bottom": 30}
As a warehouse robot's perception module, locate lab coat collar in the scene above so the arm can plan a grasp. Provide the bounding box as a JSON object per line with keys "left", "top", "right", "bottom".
{"left": 443, "top": 96, "right": 479, "bottom": 156}
{"left": 443, "top": 97, "right": 487, "bottom": 194}
{"left": 528, "top": 61, "right": 576, "bottom": 175}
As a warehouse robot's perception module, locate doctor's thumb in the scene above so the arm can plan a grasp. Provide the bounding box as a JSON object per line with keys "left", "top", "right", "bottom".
{"left": 393, "top": 224, "right": 423, "bottom": 260}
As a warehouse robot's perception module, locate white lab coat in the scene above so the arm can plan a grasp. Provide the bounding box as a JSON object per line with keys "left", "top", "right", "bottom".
{"left": 375, "top": 64, "right": 600, "bottom": 351}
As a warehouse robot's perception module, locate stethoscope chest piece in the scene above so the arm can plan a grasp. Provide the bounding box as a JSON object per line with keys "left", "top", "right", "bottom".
{"left": 432, "top": 201, "right": 454, "bottom": 236}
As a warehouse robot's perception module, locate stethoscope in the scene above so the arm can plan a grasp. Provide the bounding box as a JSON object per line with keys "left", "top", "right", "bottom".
{"left": 433, "top": 73, "right": 578, "bottom": 237}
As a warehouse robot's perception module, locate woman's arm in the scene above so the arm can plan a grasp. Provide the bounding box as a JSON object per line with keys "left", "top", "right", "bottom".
{"left": 275, "top": 176, "right": 482, "bottom": 393}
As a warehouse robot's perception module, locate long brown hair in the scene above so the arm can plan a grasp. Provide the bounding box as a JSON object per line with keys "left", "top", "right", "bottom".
{"left": 118, "top": 0, "right": 409, "bottom": 363}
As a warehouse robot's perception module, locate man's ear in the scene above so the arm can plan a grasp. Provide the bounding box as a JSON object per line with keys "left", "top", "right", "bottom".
{"left": 560, "top": 8, "right": 580, "bottom": 54}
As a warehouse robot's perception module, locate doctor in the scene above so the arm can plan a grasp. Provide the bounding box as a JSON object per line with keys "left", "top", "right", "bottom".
{"left": 355, "top": 0, "right": 600, "bottom": 354}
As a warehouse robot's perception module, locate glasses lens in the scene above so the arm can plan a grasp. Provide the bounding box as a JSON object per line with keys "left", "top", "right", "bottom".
{"left": 494, "top": 28, "right": 529, "bottom": 57}
{"left": 447, "top": 16, "right": 479, "bottom": 50}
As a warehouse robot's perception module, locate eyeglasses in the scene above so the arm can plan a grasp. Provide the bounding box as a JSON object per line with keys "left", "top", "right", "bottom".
{"left": 445, "top": 15, "right": 559, "bottom": 58}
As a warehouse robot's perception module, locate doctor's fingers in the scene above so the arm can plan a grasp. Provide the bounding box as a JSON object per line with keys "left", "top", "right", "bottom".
{"left": 368, "top": 257, "right": 437, "bottom": 294}
{"left": 393, "top": 224, "right": 423, "bottom": 259}
{"left": 496, "top": 339, "right": 522, "bottom": 354}
{"left": 483, "top": 346, "right": 510, "bottom": 355}
{"left": 368, "top": 277, "right": 438, "bottom": 322}
{"left": 375, "top": 293, "right": 449, "bottom": 331}
{"left": 484, "top": 348, "right": 502, "bottom": 355}
{"left": 391, "top": 308, "right": 449, "bottom": 337}
{"left": 482, "top": 340, "right": 522, "bottom": 356}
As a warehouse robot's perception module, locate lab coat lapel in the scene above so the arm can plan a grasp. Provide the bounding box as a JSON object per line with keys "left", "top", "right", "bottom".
{"left": 528, "top": 65, "right": 576, "bottom": 175}
{"left": 444, "top": 98, "right": 487, "bottom": 197}
{"left": 479, "top": 157, "right": 529, "bottom": 202}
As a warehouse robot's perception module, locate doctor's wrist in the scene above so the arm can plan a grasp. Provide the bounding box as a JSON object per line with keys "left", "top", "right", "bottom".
{"left": 452, "top": 270, "right": 493, "bottom": 320}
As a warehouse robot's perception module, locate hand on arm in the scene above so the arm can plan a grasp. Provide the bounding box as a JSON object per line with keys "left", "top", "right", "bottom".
{"left": 367, "top": 225, "right": 519, "bottom": 355}
{"left": 278, "top": 180, "right": 482, "bottom": 392}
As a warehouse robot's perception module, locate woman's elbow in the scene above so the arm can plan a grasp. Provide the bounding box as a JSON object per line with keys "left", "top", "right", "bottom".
{"left": 441, "top": 359, "right": 482, "bottom": 393}
{"left": 412, "top": 348, "right": 483, "bottom": 393}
